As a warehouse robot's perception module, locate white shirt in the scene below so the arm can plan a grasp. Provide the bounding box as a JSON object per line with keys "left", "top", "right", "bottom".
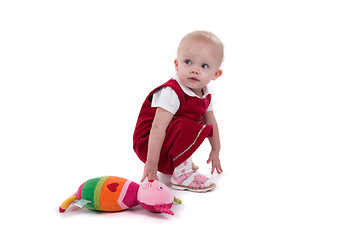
{"left": 151, "top": 74, "right": 214, "bottom": 115}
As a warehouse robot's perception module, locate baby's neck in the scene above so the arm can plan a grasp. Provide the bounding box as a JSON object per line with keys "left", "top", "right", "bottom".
{"left": 191, "top": 88, "right": 204, "bottom": 97}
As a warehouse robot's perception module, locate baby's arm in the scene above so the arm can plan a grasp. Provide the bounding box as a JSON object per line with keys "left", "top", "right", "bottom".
{"left": 204, "top": 111, "right": 223, "bottom": 174}
{"left": 141, "top": 107, "right": 174, "bottom": 182}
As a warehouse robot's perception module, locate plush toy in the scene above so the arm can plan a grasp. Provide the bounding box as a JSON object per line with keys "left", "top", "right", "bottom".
{"left": 59, "top": 176, "right": 181, "bottom": 215}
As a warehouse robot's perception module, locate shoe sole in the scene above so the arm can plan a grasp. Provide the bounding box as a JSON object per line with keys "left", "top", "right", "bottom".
{"left": 172, "top": 183, "right": 216, "bottom": 193}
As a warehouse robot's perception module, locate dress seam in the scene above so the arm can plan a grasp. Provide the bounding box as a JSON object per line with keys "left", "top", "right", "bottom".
{"left": 173, "top": 125, "right": 206, "bottom": 161}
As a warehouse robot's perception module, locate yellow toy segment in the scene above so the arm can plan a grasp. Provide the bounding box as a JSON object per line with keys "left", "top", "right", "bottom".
{"left": 59, "top": 195, "right": 77, "bottom": 212}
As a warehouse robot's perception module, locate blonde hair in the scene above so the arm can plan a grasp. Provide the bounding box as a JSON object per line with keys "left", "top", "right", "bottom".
{"left": 178, "top": 30, "right": 224, "bottom": 63}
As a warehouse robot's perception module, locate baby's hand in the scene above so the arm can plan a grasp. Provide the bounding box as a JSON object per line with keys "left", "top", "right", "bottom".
{"left": 141, "top": 161, "right": 159, "bottom": 182}
{"left": 206, "top": 150, "right": 223, "bottom": 174}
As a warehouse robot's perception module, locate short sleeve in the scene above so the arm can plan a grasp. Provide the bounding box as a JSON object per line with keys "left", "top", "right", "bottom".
{"left": 206, "top": 95, "right": 213, "bottom": 112}
{"left": 151, "top": 87, "right": 180, "bottom": 115}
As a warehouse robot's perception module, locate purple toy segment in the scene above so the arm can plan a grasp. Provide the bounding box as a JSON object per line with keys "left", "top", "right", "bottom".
{"left": 122, "top": 182, "right": 140, "bottom": 208}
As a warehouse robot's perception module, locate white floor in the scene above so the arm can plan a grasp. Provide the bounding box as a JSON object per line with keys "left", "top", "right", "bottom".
{"left": 1, "top": 1, "right": 360, "bottom": 239}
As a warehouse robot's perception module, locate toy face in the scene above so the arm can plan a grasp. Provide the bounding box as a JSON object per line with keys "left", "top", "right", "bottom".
{"left": 137, "top": 180, "right": 174, "bottom": 206}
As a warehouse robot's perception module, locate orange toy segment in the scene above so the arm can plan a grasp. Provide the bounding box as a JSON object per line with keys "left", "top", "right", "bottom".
{"left": 99, "top": 176, "right": 128, "bottom": 211}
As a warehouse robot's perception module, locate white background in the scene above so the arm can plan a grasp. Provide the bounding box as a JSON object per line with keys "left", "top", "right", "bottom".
{"left": 1, "top": 0, "right": 360, "bottom": 239}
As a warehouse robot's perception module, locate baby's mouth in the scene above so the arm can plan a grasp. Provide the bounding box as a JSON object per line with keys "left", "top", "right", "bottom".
{"left": 188, "top": 77, "right": 200, "bottom": 82}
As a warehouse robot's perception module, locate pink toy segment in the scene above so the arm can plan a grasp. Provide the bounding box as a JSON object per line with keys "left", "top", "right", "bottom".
{"left": 139, "top": 202, "right": 174, "bottom": 215}
{"left": 137, "top": 179, "right": 174, "bottom": 206}
{"left": 122, "top": 181, "right": 141, "bottom": 208}
{"left": 59, "top": 206, "right": 65, "bottom": 213}
{"left": 77, "top": 182, "right": 85, "bottom": 200}
{"left": 117, "top": 179, "right": 132, "bottom": 209}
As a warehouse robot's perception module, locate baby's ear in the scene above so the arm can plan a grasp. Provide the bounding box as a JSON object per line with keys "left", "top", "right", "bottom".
{"left": 174, "top": 58, "right": 179, "bottom": 71}
{"left": 212, "top": 69, "right": 223, "bottom": 80}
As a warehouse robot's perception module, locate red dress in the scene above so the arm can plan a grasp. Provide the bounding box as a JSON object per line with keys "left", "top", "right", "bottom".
{"left": 133, "top": 78, "right": 213, "bottom": 174}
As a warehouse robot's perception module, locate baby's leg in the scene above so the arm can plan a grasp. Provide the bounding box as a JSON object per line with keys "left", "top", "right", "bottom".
{"left": 192, "top": 162, "right": 199, "bottom": 172}
{"left": 173, "top": 156, "right": 193, "bottom": 175}
{"left": 171, "top": 156, "right": 216, "bottom": 192}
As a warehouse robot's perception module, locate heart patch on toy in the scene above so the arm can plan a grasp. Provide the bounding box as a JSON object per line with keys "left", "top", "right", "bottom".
{"left": 107, "top": 183, "right": 119, "bottom": 192}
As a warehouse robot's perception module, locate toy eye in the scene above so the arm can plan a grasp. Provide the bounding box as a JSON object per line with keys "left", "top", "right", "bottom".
{"left": 157, "top": 186, "right": 164, "bottom": 191}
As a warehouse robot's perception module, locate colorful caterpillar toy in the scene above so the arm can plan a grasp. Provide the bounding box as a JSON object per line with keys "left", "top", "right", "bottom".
{"left": 59, "top": 176, "right": 181, "bottom": 215}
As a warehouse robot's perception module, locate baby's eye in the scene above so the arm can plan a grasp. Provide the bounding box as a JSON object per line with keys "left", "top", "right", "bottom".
{"left": 201, "top": 64, "right": 209, "bottom": 69}
{"left": 184, "top": 60, "right": 191, "bottom": 65}
{"left": 157, "top": 186, "right": 164, "bottom": 191}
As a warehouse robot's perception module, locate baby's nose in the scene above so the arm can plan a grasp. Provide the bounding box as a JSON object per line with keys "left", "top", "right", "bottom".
{"left": 190, "top": 67, "right": 199, "bottom": 74}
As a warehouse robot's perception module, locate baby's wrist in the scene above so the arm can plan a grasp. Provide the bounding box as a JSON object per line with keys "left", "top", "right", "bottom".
{"left": 146, "top": 159, "right": 159, "bottom": 166}
{"left": 211, "top": 148, "right": 220, "bottom": 155}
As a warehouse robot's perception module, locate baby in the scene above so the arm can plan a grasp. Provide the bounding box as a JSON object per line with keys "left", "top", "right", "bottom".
{"left": 133, "top": 31, "right": 223, "bottom": 192}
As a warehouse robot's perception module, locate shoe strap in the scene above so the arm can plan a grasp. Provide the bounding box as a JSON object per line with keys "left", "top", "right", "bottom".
{"left": 172, "top": 171, "right": 193, "bottom": 185}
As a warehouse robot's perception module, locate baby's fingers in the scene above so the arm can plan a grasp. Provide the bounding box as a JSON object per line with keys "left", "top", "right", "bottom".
{"left": 141, "top": 174, "right": 146, "bottom": 182}
{"left": 216, "top": 165, "right": 223, "bottom": 174}
{"left": 211, "top": 165, "right": 215, "bottom": 174}
{"left": 150, "top": 174, "right": 159, "bottom": 181}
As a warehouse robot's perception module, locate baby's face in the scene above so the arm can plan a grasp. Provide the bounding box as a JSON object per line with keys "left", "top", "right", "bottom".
{"left": 175, "top": 39, "right": 222, "bottom": 96}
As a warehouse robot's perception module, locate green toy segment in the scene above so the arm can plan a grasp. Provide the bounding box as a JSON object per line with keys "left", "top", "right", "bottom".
{"left": 94, "top": 176, "right": 109, "bottom": 210}
{"left": 81, "top": 176, "right": 109, "bottom": 210}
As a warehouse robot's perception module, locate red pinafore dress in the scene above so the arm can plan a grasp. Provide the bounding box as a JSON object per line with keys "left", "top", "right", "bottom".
{"left": 133, "top": 78, "right": 213, "bottom": 174}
